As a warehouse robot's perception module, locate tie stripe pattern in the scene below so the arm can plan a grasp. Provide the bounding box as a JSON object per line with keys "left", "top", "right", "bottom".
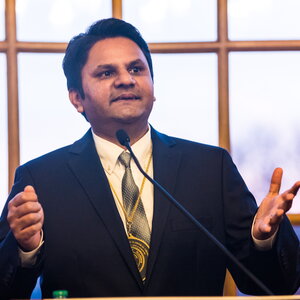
{"left": 119, "top": 151, "right": 150, "bottom": 282}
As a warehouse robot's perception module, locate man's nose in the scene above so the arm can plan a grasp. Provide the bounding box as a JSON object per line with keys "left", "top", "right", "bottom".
{"left": 114, "top": 70, "right": 136, "bottom": 87}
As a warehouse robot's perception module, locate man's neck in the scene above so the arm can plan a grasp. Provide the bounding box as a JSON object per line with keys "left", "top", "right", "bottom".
{"left": 92, "top": 124, "right": 150, "bottom": 148}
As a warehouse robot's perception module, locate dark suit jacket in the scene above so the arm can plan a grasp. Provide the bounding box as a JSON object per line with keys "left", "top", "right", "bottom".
{"left": 0, "top": 128, "right": 299, "bottom": 299}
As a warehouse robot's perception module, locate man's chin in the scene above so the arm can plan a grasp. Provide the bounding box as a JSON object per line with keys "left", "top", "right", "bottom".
{"left": 114, "top": 115, "right": 142, "bottom": 124}
{"left": 113, "top": 110, "right": 150, "bottom": 124}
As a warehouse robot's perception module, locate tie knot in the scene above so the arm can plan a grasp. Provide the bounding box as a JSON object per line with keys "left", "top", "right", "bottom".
{"left": 119, "top": 151, "right": 131, "bottom": 168}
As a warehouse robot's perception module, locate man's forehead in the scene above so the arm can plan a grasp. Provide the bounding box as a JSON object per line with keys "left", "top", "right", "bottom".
{"left": 86, "top": 37, "right": 148, "bottom": 66}
{"left": 90, "top": 37, "right": 144, "bottom": 56}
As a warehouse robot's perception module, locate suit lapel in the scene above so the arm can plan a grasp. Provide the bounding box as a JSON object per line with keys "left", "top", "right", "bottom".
{"left": 67, "top": 130, "right": 144, "bottom": 289}
{"left": 66, "top": 129, "right": 182, "bottom": 289}
{"left": 145, "top": 129, "right": 182, "bottom": 286}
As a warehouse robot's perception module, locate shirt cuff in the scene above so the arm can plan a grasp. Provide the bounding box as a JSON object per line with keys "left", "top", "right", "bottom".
{"left": 251, "top": 215, "right": 278, "bottom": 251}
{"left": 19, "top": 230, "right": 44, "bottom": 267}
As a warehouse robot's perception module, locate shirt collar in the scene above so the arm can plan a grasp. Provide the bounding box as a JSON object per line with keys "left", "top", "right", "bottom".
{"left": 92, "top": 127, "right": 152, "bottom": 174}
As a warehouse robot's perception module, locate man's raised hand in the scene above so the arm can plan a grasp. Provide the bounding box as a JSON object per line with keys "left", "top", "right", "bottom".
{"left": 253, "top": 167, "right": 300, "bottom": 240}
{"left": 7, "top": 185, "right": 44, "bottom": 251}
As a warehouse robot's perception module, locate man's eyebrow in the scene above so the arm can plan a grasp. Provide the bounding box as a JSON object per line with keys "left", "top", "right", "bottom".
{"left": 90, "top": 64, "right": 116, "bottom": 76}
{"left": 94, "top": 63, "right": 116, "bottom": 71}
{"left": 92, "top": 59, "right": 146, "bottom": 73}
{"left": 128, "top": 59, "right": 146, "bottom": 66}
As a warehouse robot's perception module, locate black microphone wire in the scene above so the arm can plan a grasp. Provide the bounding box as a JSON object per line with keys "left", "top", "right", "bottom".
{"left": 116, "top": 129, "right": 273, "bottom": 296}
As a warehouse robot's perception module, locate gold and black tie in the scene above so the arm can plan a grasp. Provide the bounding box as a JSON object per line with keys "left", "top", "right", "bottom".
{"left": 119, "top": 151, "right": 150, "bottom": 282}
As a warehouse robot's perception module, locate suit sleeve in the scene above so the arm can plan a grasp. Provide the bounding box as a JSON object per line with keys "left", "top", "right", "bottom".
{"left": 0, "top": 165, "right": 42, "bottom": 299}
{"left": 221, "top": 150, "right": 300, "bottom": 295}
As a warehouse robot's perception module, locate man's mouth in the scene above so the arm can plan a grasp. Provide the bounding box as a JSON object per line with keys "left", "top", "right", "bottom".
{"left": 112, "top": 93, "right": 141, "bottom": 102}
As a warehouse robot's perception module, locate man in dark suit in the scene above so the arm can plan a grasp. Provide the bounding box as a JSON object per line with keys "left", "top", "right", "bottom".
{"left": 0, "top": 18, "right": 299, "bottom": 299}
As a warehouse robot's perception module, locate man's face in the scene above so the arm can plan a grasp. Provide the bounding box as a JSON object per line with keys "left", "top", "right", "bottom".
{"left": 70, "top": 37, "right": 155, "bottom": 135}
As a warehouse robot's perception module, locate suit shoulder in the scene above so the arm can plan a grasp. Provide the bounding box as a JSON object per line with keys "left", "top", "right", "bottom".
{"left": 21, "top": 144, "right": 72, "bottom": 170}
{"left": 155, "top": 130, "right": 228, "bottom": 155}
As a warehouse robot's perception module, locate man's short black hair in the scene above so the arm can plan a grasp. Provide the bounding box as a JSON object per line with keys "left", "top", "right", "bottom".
{"left": 62, "top": 18, "right": 153, "bottom": 99}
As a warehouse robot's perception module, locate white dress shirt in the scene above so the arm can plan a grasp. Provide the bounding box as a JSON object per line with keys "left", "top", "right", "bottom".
{"left": 92, "top": 128, "right": 154, "bottom": 233}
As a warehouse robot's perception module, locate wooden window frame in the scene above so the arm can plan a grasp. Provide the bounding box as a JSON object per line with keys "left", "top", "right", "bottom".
{"left": 1, "top": 0, "right": 300, "bottom": 295}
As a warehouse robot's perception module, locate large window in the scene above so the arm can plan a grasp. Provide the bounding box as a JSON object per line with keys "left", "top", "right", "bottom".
{"left": 1, "top": 0, "right": 300, "bottom": 297}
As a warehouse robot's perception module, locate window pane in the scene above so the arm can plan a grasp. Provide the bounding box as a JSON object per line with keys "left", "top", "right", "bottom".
{"left": 18, "top": 53, "right": 90, "bottom": 164}
{"left": 230, "top": 52, "right": 300, "bottom": 214}
{"left": 228, "top": 0, "right": 300, "bottom": 41}
{"left": 16, "top": 0, "right": 111, "bottom": 42}
{"left": 0, "top": 0, "right": 4, "bottom": 40}
{"left": 123, "top": 0, "right": 217, "bottom": 42}
{"left": 150, "top": 53, "right": 218, "bottom": 145}
{"left": 0, "top": 54, "right": 7, "bottom": 211}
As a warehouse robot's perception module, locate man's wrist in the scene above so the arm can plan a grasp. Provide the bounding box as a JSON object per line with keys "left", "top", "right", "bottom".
{"left": 251, "top": 215, "right": 278, "bottom": 251}
{"left": 19, "top": 230, "right": 44, "bottom": 267}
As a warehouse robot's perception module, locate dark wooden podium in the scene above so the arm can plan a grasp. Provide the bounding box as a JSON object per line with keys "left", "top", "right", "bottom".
{"left": 37, "top": 296, "right": 300, "bottom": 300}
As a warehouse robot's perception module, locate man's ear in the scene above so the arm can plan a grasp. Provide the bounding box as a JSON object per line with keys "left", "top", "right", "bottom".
{"left": 69, "top": 89, "right": 84, "bottom": 113}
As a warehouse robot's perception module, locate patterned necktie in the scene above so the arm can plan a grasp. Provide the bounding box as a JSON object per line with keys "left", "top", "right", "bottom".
{"left": 118, "top": 151, "right": 151, "bottom": 282}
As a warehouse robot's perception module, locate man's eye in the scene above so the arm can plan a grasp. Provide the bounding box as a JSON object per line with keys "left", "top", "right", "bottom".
{"left": 97, "top": 70, "right": 113, "bottom": 78}
{"left": 129, "top": 66, "right": 142, "bottom": 74}
{"left": 103, "top": 71, "right": 112, "bottom": 77}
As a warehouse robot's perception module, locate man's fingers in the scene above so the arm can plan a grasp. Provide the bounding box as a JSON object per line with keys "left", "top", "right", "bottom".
{"left": 21, "top": 185, "right": 38, "bottom": 202}
{"left": 6, "top": 185, "right": 44, "bottom": 251}
{"left": 268, "top": 167, "right": 283, "bottom": 195}
{"left": 287, "top": 181, "right": 300, "bottom": 196}
{"left": 255, "top": 169, "right": 299, "bottom": 240}
{"left": 24, "top": 185, "right": 35, "bottom": 193}
{"left": 8, "top": 201, "right": 42, "bottom": 220}
{"left": 13, "top": 223, "right": 43, "bottom": 250}
{"left": 7, "top": 184, "right": 42, "bottom": 229}
{"left": 276, "top": 181, "right": 300, "bottom": 213}
{"left": 10, "top": 210, "right": 43, "bottom": 232}
{"left": 8, "top": 185, "right": 38, "bottom": 208}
